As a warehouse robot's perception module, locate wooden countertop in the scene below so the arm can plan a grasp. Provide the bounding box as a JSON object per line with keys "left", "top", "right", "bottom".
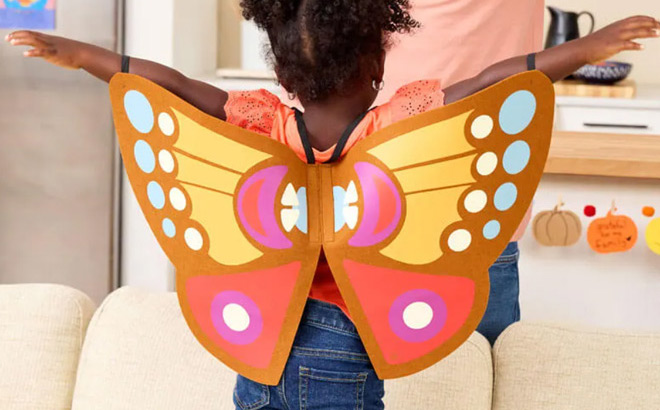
{"left": 545, "top": 131, "right": 660, "bottom": 179}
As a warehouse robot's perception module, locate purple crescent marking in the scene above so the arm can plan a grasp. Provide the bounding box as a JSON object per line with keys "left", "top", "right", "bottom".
{"left": 211, "top": 291, "right": 263, "bottom": 345}
{"left": 349, "top": 162, "right": 402, "bottom": 247}
{"left": 389, "top": 289, "right": 447, "bottom": 343}
{"left": 237, "top": 165, "right": 292, "bottom": 249}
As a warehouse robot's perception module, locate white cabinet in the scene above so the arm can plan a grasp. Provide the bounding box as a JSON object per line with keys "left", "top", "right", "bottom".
{"left": 555, "top": 85, "right": 660, "bottom": 135}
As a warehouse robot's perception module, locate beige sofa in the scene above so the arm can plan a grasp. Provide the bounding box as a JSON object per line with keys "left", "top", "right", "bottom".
{"left": 1, "top": 284, "right": 659, "bottom": 410}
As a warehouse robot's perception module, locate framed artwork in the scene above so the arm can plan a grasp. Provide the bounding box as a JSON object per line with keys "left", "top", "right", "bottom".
{"left": 0, "top": 0, "right": 55, "bottom": 30}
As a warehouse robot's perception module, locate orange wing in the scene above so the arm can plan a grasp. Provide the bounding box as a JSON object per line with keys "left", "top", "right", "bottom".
{"left": 109, "top": 74, "right": 319, "bottom": 385}
{"left": 323, "top": 71, "right": 555, "bottom": 379}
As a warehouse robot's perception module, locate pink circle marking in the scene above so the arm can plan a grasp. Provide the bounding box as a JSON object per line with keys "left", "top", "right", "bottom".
{"left": 210, "top": 291, "right": 263, "bottom": 345}
{"left": 389, "top": 289, "right": 447, "bottom": 343}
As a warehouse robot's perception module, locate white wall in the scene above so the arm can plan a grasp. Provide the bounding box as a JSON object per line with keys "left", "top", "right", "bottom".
{"left": 122, "top": 0, "right": 217, "bottom": 292}
{"left": 520, "top": 175, "right": 660, "bottom": 331}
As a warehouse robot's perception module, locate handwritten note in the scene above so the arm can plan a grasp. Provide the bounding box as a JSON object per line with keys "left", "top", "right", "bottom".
{"left": 587, "top": 212, "right": 638, "bottom": 254}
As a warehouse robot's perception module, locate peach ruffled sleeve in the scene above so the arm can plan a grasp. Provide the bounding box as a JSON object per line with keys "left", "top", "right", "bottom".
{"left": 387, "top": 79, "right": 446, "bottom": 123}
{"left": 224, "top": 89, "right": 282, "bottom": 137}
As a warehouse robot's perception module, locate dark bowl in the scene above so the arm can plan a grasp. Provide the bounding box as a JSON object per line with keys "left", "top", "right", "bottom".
{"left": 573, "top": 61, "right": 632, "bottom": 85}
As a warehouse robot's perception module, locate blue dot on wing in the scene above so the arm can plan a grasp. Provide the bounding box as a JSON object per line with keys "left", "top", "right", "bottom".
{"left": 162, "top": 218, "right": 176, "bottom": 238}
{"left": 494, "top": 183, "right": 517, "bottom": 211}
{"left": 483, "top": 220, "right": 501, "bottom": 240}
{"left": 124, "top": 90, "right": 154, "bottom": 133}
{"left": 499, "top": 90, "right": 536, "bottom": 135}
{"left": 133, "top": 140, "right": 155, "bottom": 173}
{"left": 333, "top": 186, "right": 346, "bottom": 232}
{"left": 296, "top": 187, "right": 308, "bottom": 234}
{"left": 147, "top": 181, "right": 165, "bottom": 209}
{"left": 503, "top": 141, "right": 531, "bottom": 175}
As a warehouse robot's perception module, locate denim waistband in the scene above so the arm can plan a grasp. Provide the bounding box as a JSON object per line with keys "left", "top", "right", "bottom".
{"left": 301, "top": 298, "right": 359, "bottom": 336}
{"left": 493, "top": 242, "right": 520, "bottom": 265}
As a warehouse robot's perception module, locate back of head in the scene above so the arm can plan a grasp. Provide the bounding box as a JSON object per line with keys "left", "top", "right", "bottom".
{"left": 240, "top": 0, "right": 418, "bottom": 102}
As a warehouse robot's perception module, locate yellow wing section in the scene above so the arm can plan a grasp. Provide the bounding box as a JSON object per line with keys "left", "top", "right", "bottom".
{"left": 343, "top": 70, "right": 556, "bottom": 269}
{"left": 380, "top": 187, "right": 466, "bottom": 265}
{"left": 367, "top": 112, "right": 476, "bottom": 265}
{"left": 109, "top": 74, "right": 290, "bottom": 268}
{"left": 367, "top": 111, "right": 474, "bottom": 169}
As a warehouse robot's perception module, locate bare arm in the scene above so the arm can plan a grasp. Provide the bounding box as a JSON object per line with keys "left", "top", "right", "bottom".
{"left": 5, "top": 31, "right": 229, "bottom": 120}
{"left": 444, "top": 16, "right": 660, "bottom": 104}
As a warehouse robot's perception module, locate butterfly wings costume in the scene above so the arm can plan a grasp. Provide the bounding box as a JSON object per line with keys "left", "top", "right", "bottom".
{"left": 110, "top": 71, "right": 554, "bottom": 385}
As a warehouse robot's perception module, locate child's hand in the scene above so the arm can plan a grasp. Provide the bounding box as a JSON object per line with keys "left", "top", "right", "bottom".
{"left": 5, "top": 31, "right": 84, "bottom": 69}
{"left": 579, "top": 16, "right": 660, "bottom": 63}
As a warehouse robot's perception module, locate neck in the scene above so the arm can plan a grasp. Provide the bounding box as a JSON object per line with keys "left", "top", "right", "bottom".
{"left": 299, "top": 91, "right": 377, "bottom": 152}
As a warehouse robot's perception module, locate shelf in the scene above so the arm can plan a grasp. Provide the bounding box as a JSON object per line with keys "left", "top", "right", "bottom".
{"left": 555, "top": 80, "right": 636, "bottom": 99}
{"left": 555, "top": 84, "right": 660, "bottom": 110}
{"left": 545, "top": 131, "right": 660, "bottom": 179}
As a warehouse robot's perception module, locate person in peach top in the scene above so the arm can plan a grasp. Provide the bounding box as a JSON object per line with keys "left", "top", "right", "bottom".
{"left": 379, "top": 0, "right": 545, "bottom": 344}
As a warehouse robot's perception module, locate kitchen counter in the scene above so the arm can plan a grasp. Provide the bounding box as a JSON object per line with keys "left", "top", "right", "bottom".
{"left": 546, "top": 131, "right": 660, "bottom": 180}
{"left": 552, "top": 83, "right": 660, "bottom": 179}
{"left": 556, "top": 85, "right": 660, "bottom": 110}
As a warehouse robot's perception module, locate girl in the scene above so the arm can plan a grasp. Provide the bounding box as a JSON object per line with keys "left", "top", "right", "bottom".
{"left": 6, "top": 1, "right": 658, "bottom": 408}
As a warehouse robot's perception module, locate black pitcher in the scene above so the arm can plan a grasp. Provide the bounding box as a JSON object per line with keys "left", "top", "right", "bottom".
{"left": 545, "top": 6, "right": 595, "bottom": 49}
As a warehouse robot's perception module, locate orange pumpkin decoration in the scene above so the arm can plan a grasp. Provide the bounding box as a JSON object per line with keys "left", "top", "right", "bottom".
{"left": 533, "top": 200, "right": 582, "bottom": 246}
{"left": 587, "top": 203, "right": 638, "bottom": 254}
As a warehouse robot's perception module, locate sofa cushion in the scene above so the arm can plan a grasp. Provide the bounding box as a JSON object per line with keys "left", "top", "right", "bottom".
{"left": 0, "top": 284, "right": 96, "bottom": 410}
{"left": 71, "top": 287, "right": 236, "bottom": 410}
{"left": 493, "top": 322, "right": 660, "bottom": 410}
{"left": 73, "top": 287, "right": 494, "bottom": 409}
{"left": 385, "top": 332, "right": 493, "bottom": 410}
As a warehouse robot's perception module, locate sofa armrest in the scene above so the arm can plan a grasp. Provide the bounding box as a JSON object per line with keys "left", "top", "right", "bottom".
{"left": 0, "top": 284, "right": 96, "bottom": 410}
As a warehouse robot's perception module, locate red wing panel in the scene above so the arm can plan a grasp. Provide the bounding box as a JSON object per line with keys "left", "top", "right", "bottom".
{"left": 185, "top": 262, "right": 301, "bottom": 369}
{"left": 344, "top": 260, "right": 475, "bottom": 365}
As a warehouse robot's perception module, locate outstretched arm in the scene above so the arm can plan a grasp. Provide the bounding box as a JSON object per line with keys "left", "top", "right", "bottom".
{"left": 5, "top": 31, "right": 229, "bottom": 120}
{"left": 444, "top": 16, "right": 660, "bottom": 104}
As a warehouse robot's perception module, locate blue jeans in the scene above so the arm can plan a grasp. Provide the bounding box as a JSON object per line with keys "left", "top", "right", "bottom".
{"left": 233, "top": 299, "right": 384, "bottom": 410}
{"left": 476, "top": 242, "right": 521, "bottom": 345}
{"left": 234, "top": 243, "right": 521, "bottom": 408}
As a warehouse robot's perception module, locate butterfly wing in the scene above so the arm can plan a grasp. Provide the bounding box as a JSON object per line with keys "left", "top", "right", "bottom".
{"left": 110, "top": 74, "right": 318, "bottom": 385}
{"left": 323, "top": 71, "right": 554, "bottom": 379}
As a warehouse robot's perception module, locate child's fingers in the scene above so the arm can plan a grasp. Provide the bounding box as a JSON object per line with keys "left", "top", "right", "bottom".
{"left": 8, "top": 37, "right": 48, "bottom": 48}
{"left": 620, "top": 41, "right": 644, "bottom": 51}
{"left": 23, "top": 48, "right": 53, "bottom": 58}
{"left": 23, "top": 48, "right": 44, "bottom": 57}
{"left": 5, "top": 30, "right": 30, "bottom": 41}
{"left": 625, "top": 20, "right": 660, "bottom": 31}
{"left": 621, "top": 27, "right": 660, "bottom": 40}
{"left": 623, "top": 15, "right": 659, "bottom": 27}
{"left": 6, "top": 32, "right": 50, "bottom": 48}
{"left": 5, "top": 30, "right": 39, "bottom": 42}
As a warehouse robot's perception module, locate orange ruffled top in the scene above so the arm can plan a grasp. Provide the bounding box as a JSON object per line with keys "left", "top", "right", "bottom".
{"left": 224, "top": 81, "right": 446, "bottom": 315}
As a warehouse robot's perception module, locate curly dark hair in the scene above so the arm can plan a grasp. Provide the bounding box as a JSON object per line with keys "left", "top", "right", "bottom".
{"left": 240, "top": 0, "right": 419, "bottom": 102}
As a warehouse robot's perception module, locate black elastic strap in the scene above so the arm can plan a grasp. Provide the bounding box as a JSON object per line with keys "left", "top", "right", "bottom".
{"left": 121, "top": 55, "right": 131, "bottom": 73}
{"left": 325, "top": 111, "right": 369, "bottom": 164}
{"left": 293, "top": 108, "right": 371, "bottom": 165}
{"left": 293, "top": 108, "right": 316, "bottom": 165}
{"left": 526, "top": 53, "right": 536, "bottom": 71}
